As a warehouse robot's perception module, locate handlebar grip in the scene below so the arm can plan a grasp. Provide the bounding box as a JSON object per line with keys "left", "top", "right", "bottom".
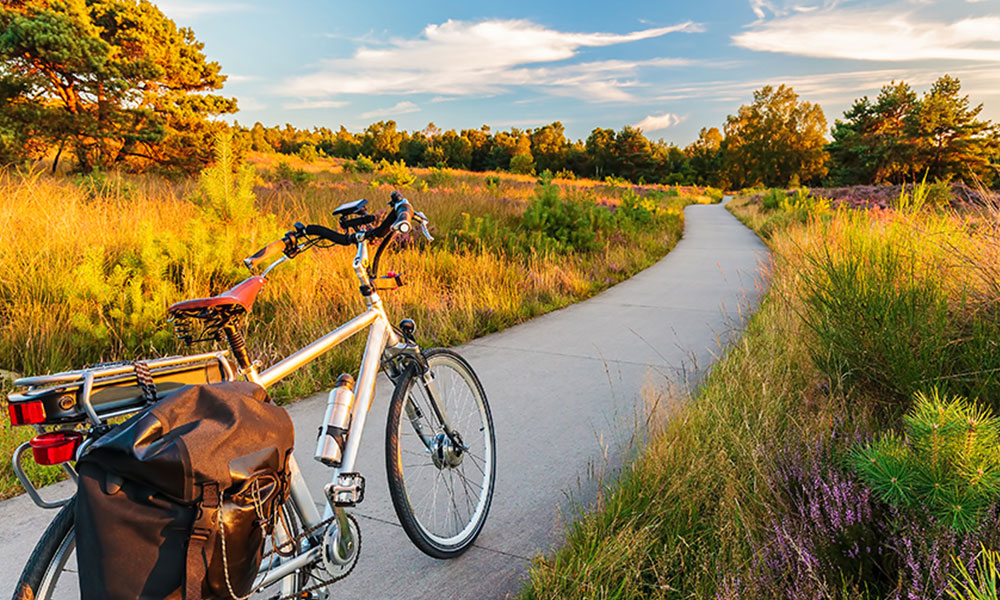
{"left": 391, "top": 195, "right": 414, "bottom": 234}
{"left": 244, "top": 239, "right": 286, "bottom": 270}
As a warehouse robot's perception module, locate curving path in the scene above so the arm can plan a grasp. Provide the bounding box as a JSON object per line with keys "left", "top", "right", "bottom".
{"left": 0, "top": 197, "right": 768, "bottom": 599}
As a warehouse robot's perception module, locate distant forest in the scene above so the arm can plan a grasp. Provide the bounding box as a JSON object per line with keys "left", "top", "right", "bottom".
{"left": 2, "top": 0, "right": 998, "bottom": 188}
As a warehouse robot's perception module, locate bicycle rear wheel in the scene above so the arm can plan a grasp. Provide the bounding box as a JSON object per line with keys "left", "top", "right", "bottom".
{"left": 11, "top": 499, "right": 311, "bottom": 600}
{"left": 385, "top": 348, "right": 496, "bottom": 559}
{"left": 13, "top": 498, "right": 77, "bottom": 600}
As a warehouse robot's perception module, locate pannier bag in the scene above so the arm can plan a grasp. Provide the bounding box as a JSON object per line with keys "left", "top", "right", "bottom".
{"left": 75, "top": 381, "right": 295, "bottom": 600}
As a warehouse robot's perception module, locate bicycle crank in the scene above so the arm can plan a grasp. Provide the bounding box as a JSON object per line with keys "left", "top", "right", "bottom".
{"left": 322, "top": 511, "right": 361, "bottom": 570}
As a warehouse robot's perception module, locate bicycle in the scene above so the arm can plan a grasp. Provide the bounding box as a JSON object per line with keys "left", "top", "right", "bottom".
{"left": 9, "top": 191, "right": 497, "bottom": 600}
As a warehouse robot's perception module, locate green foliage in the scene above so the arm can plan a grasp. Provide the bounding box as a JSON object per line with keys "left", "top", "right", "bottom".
{"left": 509, "top": 153, "right": 535, "bottom": 175}
{"left": 424, "top": 166, "right": 454, "bottom": 188}
{"left": 850, "top": 391, "right": 1000, "bottom": 532}
{"left": 376, "top": 158, "right": 416, "bottom": 188}
{"left": 297, "top": 143, "right": 319, "bottom": 162}
{"left": 0, "top": 0, "right": 235, "bottom": 171}
{"left": 828, "top": 76, "right": 1000, "bottom": 185}
{"left": 522, "top": 176, "right": 600, "bottom": 252}
{"left": 72, "top": 168, "right": 135, "bottom": 200}
{"left": 949, "top": 546, "right": 1000, "bottom": 600}
{"left": 196, "top": 131, "right": 258, "bottom": 223}
{"left": 345, "top": 154, "right": 376, "bottom": 173}
{"left": 273, "top": 161, "right": 314, "bottom": 186}
{"left": 618, "top": 189, "right": 657, "bottom": 225}
{"left": 724, "top": 84, "right": 829, "bottom": 188}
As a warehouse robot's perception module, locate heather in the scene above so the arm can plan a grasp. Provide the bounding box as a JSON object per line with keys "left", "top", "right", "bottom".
{"left": 520, "top": 190, "right": 1000, "bottom": 599}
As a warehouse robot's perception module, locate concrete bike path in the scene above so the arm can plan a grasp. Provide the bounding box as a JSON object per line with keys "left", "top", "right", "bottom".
{"left": 0, "top": 197, "right": 768, "bottom": 599}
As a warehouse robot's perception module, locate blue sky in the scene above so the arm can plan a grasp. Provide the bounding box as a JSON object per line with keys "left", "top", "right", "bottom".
{"left": 155, "top": 0, "right": 1000, "bottom": 145}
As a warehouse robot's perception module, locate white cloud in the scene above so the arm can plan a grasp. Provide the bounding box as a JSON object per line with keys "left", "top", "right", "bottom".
{"left": 284, "top": 99, "right": 349, "bottom": 110}
{"left": 224, "top": 74, "right": 260, "bottom": 84}
{"left": 283, "top": 19, "right": 703, "bottom": 103}
{"left": 359, "top": 101, "right": 420, "bottom": 119}
{"left": 235, "top": 97, "right": 266, "bottom": 112}
{"left": 633, "top": 112, "right": 685, "bottom": 132}
{"left": 734, "top": 6, "right": 1000, "bottom": 62}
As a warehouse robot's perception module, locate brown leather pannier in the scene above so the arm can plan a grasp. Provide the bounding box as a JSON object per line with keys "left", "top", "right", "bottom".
{"left": 75, "top": 381, "right": 295, "bottom": 599}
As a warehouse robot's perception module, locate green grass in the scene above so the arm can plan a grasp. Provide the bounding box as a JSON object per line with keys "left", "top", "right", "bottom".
{"left": 519, "top": 191, "right": 1000, "bottom": 599}
{"left": 0, "top": 154, "right": 717, "bottom": 499}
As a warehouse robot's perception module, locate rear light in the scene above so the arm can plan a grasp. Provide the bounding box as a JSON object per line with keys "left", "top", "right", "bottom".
{"left": 30, "top": 431, "right": 83, "bottom": 466}
{"left": 8, "top": 401, "right": 46, "bottom": 426}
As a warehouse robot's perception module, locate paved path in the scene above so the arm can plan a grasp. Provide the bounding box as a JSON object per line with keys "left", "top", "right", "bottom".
{"left": 0, "top": 198, "right": 768, "bottom": 599}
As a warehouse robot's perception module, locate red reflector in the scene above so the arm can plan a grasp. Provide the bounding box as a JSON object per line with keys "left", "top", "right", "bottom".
{"left": 8, "top": 401, "right": 46, "bottom": 426}
{"left": 30, "top": 431, "right": 82, "bottom": 466}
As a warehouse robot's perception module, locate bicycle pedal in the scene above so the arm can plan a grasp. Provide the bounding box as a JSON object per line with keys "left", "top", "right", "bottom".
{"left": 325, "top": 472, "right": 365, "bottom": 506}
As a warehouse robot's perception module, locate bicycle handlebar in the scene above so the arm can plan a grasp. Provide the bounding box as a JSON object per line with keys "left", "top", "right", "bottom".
{"left": 244, "top": 191, "right": 429, "bottom": 272}
{"left": 243, "top": 239, "right": 286, "bottom": 270}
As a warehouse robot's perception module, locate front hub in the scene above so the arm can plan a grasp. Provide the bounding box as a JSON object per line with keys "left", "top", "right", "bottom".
{"left": 430, "top": 432, "right": 464, "bottom": 469}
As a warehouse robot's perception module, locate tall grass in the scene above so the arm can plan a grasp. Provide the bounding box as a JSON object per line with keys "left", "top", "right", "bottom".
{"left": 520, "top": 194, "right": 1000, "bottom": 599}
{"left": 0, "top": 157, "right": 709, "bottom": 498}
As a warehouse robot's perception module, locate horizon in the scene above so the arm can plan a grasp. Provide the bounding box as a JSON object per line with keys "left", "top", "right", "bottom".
{"left": 155, "top": 0, "right": 1000, "bottom": 145}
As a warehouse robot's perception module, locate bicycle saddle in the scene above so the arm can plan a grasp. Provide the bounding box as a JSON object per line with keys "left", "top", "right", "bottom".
{"left": 167, "top": 276, "right": 265, "bottom": 317}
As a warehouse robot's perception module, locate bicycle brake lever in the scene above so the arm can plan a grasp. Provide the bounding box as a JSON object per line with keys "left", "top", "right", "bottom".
{"left": 414, "top": 212, "right": 434, "bottom": 242}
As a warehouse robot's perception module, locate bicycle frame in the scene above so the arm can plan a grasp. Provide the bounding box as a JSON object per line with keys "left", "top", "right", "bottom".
{"left": 239, "top": 238, "right": 437, "bottom": 592}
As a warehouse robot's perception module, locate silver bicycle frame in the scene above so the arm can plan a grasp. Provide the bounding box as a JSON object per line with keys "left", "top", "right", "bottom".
{"left": 242, "top": 238, "right": 410, "bottom": 591}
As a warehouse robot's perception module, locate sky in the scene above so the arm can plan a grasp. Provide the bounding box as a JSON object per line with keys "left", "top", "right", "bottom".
{"left": 153, "top": 0, "right": 1000, "bottom": 146}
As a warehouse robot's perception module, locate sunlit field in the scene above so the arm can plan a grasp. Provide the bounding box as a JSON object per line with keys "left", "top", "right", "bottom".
{"left": 0, "top": 146, "right": 720, "bottom": 498}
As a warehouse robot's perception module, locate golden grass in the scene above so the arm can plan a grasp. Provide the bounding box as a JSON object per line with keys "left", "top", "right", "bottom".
{"left": 0, "top": 158, "right": 708, "bottom": 498}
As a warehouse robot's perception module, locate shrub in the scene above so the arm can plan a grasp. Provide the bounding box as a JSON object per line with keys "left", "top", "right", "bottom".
{"left": 297, "top": 143, "right": 319, "bottom": 162}
{"left": 948, "top": 546, "right": 1000, "bottom": 600}
{"left": 850, "top": 391, "right": 1000, "bottom": 532}
{"left": 345, "top": 154, "right": 376, "bottom": 173}
{"left": 377, "top": 159, "right": 416, "bottom": 188}
{"left": 761, "top": 188, "right": 786, "bottom": 210}
{"left": 617, "top": 189, "right": 657, "bottom": 225}
{"left": 196, "top": 130, "right": 258, "bottom": 223}
{"left": 554, "top": 169, "right": 576, "bottom": 180}
{"left": 424, "top": 166, "right": 454, "bottom": 188}
{"left": 509, "top": 154, "right": 535, "bottom": 175}
{"left": 522, "top": 177, "right": 600, "bottom": 253}
{"left": 273, "top": 161, "right": 314, "bottom": 186}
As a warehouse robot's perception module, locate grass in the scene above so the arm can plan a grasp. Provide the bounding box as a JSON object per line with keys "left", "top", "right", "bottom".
{"left": 519, "top": 189, "right": 1000, "bottom": 599}
{"left": 0, "top": 152, "right": 717, "bottom": 499}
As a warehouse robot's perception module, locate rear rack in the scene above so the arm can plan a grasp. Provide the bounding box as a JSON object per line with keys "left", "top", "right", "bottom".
{"left": 9, "top": 351, "right": 235, "bottom": 509}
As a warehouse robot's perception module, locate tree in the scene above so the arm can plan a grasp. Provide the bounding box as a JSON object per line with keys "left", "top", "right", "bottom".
{"left": 828, "top": 77, "right": 999, "bottom": 185}
{"left": 724, "top": 85, "right": 828, "bottom": 188}
{"left": 613, "top": 126, "right": 655, "bottom": 182}
{"left": 685, "top": 127, "right": 726, "bottom": 187}
{"left": 827, "top": 82, "right": 920, "bottom": 184}
{"left": 0, "top": 0, "right": 236, "bottom": 171}
{"left": 359, "top": 120, "right": 402, "bottom": 161}
{"left": 910, "top": 75, "right": 999, "bottom": 183}
{"left": 585, "top": 127, "right": 616, "bottom": 178}
{"left": 530, "top": 122, "right": 567, "bottom": 173}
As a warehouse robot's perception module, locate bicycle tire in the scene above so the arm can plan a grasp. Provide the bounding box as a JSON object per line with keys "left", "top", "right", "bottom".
{"left": 385, "top": 348, "right": 496, "bottom": 559}
{"left": 12, "top": 498, "right": 76, "bottom": 600}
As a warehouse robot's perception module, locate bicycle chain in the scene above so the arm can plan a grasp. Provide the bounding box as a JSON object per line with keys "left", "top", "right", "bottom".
{"left": 263, "top": 513, "right": 362, "bottom": 600}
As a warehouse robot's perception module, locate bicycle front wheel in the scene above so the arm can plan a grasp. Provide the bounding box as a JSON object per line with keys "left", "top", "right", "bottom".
{"left": 385, "top": 348, "right": 496, "bottom": 559}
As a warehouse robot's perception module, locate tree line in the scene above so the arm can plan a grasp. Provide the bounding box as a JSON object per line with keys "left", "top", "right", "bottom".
{"left": 2, "top": 0, "right": 998, "bottom": 187}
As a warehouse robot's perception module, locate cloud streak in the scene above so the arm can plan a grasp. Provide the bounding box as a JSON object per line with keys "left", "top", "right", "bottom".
{"left": 284, "top": 19, "right": 703, "bottom": 103}
{"left": 734, "top": 6, "right": 1000, "bottom": 62}
{"left": 360, "top": 101, "right": 420, "bottom": 119}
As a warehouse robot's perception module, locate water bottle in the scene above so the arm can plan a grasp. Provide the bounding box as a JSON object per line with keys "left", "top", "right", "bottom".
{"left": 315, "top": 373, "right": 355, "bottom": 466}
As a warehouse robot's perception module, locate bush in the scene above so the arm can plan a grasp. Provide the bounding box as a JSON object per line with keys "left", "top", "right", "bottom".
{"left": 274, "top": 161, "right": 314, "bottom": 186}
{"left": 509, "top": 154, "right": 535, "bottom": 175}
{"left": 197, "top": 131, "right": 258, "bottom": 223}
{"left": 522, "top": 176, "right": 604, "bottom": 253}
{"left": 297, "top": 143, "right": 319, "bottom": 163}
{"left": 345, "top": 154, "right": 376, "bottom": 173}
{"left": 377, "top": 159, "right": 416, "bottom": 188}
{"left": 424, "top": 166, "right": 454, "bottom": 188}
